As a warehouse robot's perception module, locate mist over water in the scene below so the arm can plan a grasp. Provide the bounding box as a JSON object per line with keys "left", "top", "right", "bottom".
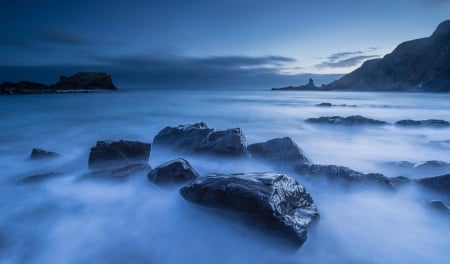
{"left": 1, "top": 90, "right": 449, "bottom": 263}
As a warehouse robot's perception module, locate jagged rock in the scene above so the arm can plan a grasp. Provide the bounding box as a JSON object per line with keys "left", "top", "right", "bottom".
{"left": 324, "top": 20, "right": 450, "bottom": 92}
{"left": 272, "top": 78, "right": 320, "bottom": 91}
{"left": 316, "top": 103, "right": 332, "bottom": 107}
{"left": 17, "top": 172, "right": 64, "bottom": 184}
{"left": 28, "top": 148, "right": 60, "bottom": 160}
{"left": 84, "top": 163, "right": 151, "bottom": 181}
{"left": 416, "top": 174, "right": 450, "bottom": 194}
{"left": 52, "top": 72, "right": 117, "bottom": 90}
{"left": 248, "top": 137, "right": 311, "bottom": 164}
{"left": 305, "top": 115, "right": 388, "bottom": 125}
{"left": 147, "top": 158, "right": 199, "bottom": 185}
{"left": 88, "top": 140, "right": 151, "bottom": 169}
{"left": 153, "top": 122, "right": 248, "bottom": 157}
{"left": 380, "top": 160, "right": 450, "bottom": 177}
{"left": 180, "top": 172, "right": 319, "bottom": 247}
{"left": 395, "top": 119, "right": 450, "bottom": 127}
{"left": 295, "top": 163, "right": 404, "bottom": 189}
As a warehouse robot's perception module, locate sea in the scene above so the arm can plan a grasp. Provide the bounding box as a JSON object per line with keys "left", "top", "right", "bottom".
{"left": 0, "top": 89, "right": 449, "bottom": 263}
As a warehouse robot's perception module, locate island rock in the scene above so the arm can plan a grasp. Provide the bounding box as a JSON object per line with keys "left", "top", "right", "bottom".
{"left": 305, "top": 115, "right": 388, "bottom": 125}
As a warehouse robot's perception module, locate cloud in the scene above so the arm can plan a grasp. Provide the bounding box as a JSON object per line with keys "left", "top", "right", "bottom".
{"left": 315, "top": 50, "right": 380, "bottom": 69}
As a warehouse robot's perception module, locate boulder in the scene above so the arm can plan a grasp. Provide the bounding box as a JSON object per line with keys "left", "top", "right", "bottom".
{"left": 52, "top": 72, "right": 117, "bottom": 90}
{"left": 180, "top": 172, "right": 319, "bottom": 247}
{"left": 395, "top": 119, "right": 450, "bottom": 127}
{"left": 295, "top": 163, "right": 405, "bottom": 189}
{"left": 248, "top": 137, "right": 311, "bottom": 164}
{"left": 28, "top": 148, "right": 60, "bottom": 160}
{"left": 305, "top": 115, "right": 388, "bottom": 125}
{"left": 153, "top": 122, "right": 248, "bottom": 157}
{"left": 88, "top": 140, "right": 151, "bottom": 169}
{"left": 416, "top": 174, "right": 450, "bottom": 194}
{"left": 148, "top": 158, "right": 199, "bottom": 185}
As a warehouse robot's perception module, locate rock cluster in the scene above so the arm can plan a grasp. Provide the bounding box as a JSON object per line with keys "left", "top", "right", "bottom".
{"left": 305, "top": 115, "right": 388, "bottom": 125}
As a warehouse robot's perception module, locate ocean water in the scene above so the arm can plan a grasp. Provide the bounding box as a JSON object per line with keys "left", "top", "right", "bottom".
{"left": 0, "top": 89, "right": 449, "bottom": 263}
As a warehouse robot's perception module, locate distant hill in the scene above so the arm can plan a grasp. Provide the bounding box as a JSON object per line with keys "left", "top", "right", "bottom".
{"left": 325, "top": 20, "right": 450, "bottom": 92}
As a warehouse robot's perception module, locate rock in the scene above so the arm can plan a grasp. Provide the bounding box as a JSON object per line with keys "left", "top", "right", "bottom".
{"left": 28, "top": 148, "right": 60, "bottom": 160}
{"left": 52, "top": 72, "right": 117, "bottom": 90}
{"left": 88, "top": 140, "right": 151, "bottom": 169}
{"left": 0, "top": 81, "right": 51, "bottom": 94}
{"left": 248, "top": 137, "right": 311, "bottom": 164}
{"left": 153, "top": 122, "right": 248, "bottom": 157}
{"left": 295, "top": 163, "right": 402, "bottom": 189}
{"left": 379, "top": 160, "right": 450, "bottom": 177}
{"left": 416, "top": 174, "right": 450, "bottom": 194}
{"left": 426, "top": 200, "right": 450, "bottom": 214}
{"left": 395, "top": 119, "right": 450, "bottom": 127}
{"left": 305, "top": 115, "right": 388, "bottom": 125}
{"left": 147, "top": 158, "right": 199, "bottom": 185}
{"left": 180, "top": 172, "right": 319, "bottom": 247}
{"left": 272, "top": 78, "right": 321, "bottom": 91}
{"left": 17, "top": 172, "right": 63, "bottom": 184}
{"left": 84, "top": 163, "right": 151, "bottom": 181}
{"left": 316, "top": 103, "right": 332, "bottom": 107}
{"left": 324, "top": 20, "right": 450, "bottom": 92}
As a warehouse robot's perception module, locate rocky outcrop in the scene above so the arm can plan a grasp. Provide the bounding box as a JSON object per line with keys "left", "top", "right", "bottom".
{"left": 379, "top": 160, "right": 450, "bottom": 177}
{"left": 248, "top": 137, "right": 311, "bottom": 164}
{"left": 28, "top": 148, "right": 60, "bottom": 160}
{"left": 305, "top": 115, "right": 388, "bottom": 126}
{"left": 324, "top": 20, "right": 450, "bottom": 92}
{"left": 316, "top": 103, "right": 332, "bottom": 107}
{"left": 426, "top": 200, "right": 450, "bottom": 215}
{"left": 395, "top": 119, "right": 450, "bottom": 127}
{"left": 0, "top": 72, "right": 117, "bottom": 94}
{"left": 88, "top": 140, "right": 151, "bottom": 169}
{"left": 295, "top": 163, "right": 409, "bottom": 189}
{"left": 147, "top": 158, "right": 199, "bottom": 185}
{"left": 416, "top": 174, "right": 450, "bottom": 194}
{"left": 51, "top": 72, "right": 116, "bottom": 90}
{"left": 180, "top": 172, "right": 319, "bottom": 247}
{"left": 153, "top": 122, "right": 248, "bottom": 157}
{"left": 272, "top": 78, "right": 322, "bottom": 91}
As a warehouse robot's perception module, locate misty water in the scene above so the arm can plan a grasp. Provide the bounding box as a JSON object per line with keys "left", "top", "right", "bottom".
{"left": 1, "top": 90, "right": 449, "bottom": 263}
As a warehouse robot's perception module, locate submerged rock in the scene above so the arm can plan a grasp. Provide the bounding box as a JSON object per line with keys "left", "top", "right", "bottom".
{"left": 148, "top": 158, "right": 199, "bottom": 185}
{"left": 85, "top": 163, "right": 151, "bottom": 181}
{"left": 180, "top": 172, "right": 319, "bottom": 247}
{"left": 416, "top": 174, "right": 450, "bottom": 194}
{"left": 380, "top": 160, "right": 450, "bottom": 177}
{"left": 88, "top": 140, "right": 151, "bottom": 169}
{"left": 305, "top": 115, "right": 388, "bottom": 126}
{"left": 295, "top": 163, "right": 405, "bottom": 189}
{"left": 316, "top": 102, "right": 332, "bottom": 107}
{"left": 153, "top": 122, "right": 248, "bottom": 157}
{"left": 395, "top": 119, "right": 450, "bottom": 127}
{"left": 28, "top": 148, "right": 60, "bottom": 160}
{"left": 248, "top": 137, "right": 311, "bottom": 164}
{"left": 18, "top": 172, "right": 64, "bottom": 184}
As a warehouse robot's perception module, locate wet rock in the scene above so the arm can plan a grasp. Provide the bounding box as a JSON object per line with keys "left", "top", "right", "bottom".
{"left": 380, "top": 160, "right": 450, "bottom": 177}
{"left": 248, "top": 137, "right": 311, "bottom": 164}
{"left": 416, "top": 174, "right": 450, "bottom": 194}
{"left": 395, "top": 119, "right": 450, "bottom": 127}
{"left": 88, "top": 140, "right": 151, "bottom": 169}
{"left": 28, "top": 148, "right": 60, "bottom": 160}
{"left": 85, "top": 163, "right": 151, "bottom": 181}
{"left": 180, "top": 172, "right": 319, "bottom": 247}
{"left": 295, "top": 163, "right": 401, "bottom": 189}
{"left": 305, "top": 115, "right": 388, "bottom": 125}
{"left": 17, "top": 172, "right": 64, "bottom": 184}
{"left": 148, "top": 158, "right": 199, "bottom": 185}
{"left": 52, "top": 72, "right": 117, "bottom": 90}
{"left": 153, "top": 122, "right": 248, "bottom": 157}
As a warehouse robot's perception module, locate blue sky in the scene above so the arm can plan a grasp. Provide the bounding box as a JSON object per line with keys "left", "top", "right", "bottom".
{"left": 0, "top": 0, "right": 449, "bottom": 88}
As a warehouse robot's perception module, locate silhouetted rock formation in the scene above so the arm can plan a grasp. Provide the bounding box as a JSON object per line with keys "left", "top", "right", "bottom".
{"left": 416, "top": 174, "right": 450, "bottom": 194}
{"left": 147, "top": 158, "right": 199, "bottom": 185}
{"left": 153, "top": 122, "right": 248, "bottom": 157}
{"left": 272, "top": 78, "right": 324, "bottom": 91}
{"left": 324, "top": 20, "right": 450, "bottom": 92}
{"left": 248, "top": 137, "right": 311, "bottom": 164}
{"left": 305, "top": 115, "right": 388, "bottom": 125}
{"left": 28, "top": 148, "right": 60, "bottom": 160}
{"left": 180, "top": 172, "right": 319, "bottom": 247}
{"left": 0, "top": 72, "right": 117, "bottom": 94}
{"left": 395, "top": 119, "right": 450, "bottom": 127}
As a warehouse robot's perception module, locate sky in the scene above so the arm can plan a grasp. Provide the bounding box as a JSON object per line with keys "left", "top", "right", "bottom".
{"left": 0, "top": 0, "right": 449, "bottom": 88}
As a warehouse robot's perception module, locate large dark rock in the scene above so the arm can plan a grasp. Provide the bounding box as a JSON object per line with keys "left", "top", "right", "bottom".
{"left": 180, "top": 172, "right": 319, "bottom": 247}
{"left": 295, "top": 163, "right": 407, "bottom": 189}
{"left": 52, "top": 72, "right": 117, "bottom": 90}
{"left": 148, "top": 158, "right": 199, "bottom": 185}
{"left": 153, "top": 122, "right": 248, "bottom": 157}
{"left": 416, "top": 174, "right": 450, "bottom": 194}
{"left": 88, "top": 140, "right": 151, "bottom": 169}
{"left": 324, "top": 20, "right": 450, "bottom": 92}
{"left": 305, "top": 115, "right": 388, "bottom": 126}
{"left": 28, "top": 148, "right": 60, "bottom": 160}
{"left": 248, "top": 137, "right": 311, "bottom": 164}
{"left": 395, "top": 119, "right": 450, "bottom": 127}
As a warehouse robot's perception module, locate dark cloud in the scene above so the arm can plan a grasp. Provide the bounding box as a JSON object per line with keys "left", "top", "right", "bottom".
{"left": 315, "top": 50, "right": 380, "bottom": 69}
{"left": 39, "top": 29, "right": 119, "bottom": 46}
{"left": 326, "top": 51, "right": 363, "bottom": 62}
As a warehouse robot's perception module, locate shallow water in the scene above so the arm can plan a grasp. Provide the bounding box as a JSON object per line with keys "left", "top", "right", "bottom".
{"left": 1, "top": 90, "right": 449, "bottom": 263}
